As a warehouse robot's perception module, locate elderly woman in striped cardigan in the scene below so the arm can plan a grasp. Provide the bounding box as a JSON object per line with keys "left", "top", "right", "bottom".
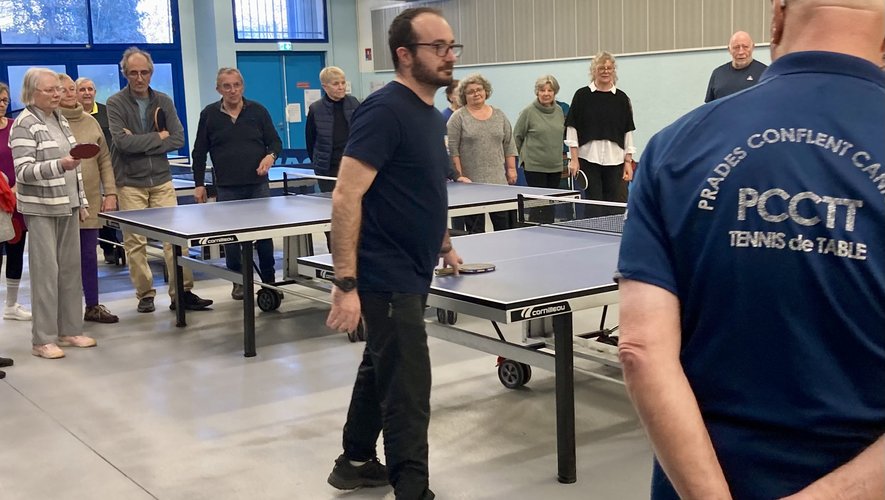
{"left": 10, "top": 67, "right": 97, "bottom": 359}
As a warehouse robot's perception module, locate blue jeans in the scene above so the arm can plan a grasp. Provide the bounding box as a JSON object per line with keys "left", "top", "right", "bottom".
{"left": 342, "top": 291, "right": 433, "bottom": 499}
{"left": 216, "top": 183, "right": 275, "bottom": 284}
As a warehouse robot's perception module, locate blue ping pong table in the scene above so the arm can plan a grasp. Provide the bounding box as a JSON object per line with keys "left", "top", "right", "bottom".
{"left": 296, "top": 220, "right": 622, "bottom": 485}
{"left": 171, "top": 166, "right": 317, "bottom": 197}
{"left": 100, "top": 183, "right": 580, "bottom": 357}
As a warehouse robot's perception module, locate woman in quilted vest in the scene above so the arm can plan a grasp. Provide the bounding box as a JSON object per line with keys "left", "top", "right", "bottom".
{"left": 9, "top": 68, "right": 97, "bottom": 359}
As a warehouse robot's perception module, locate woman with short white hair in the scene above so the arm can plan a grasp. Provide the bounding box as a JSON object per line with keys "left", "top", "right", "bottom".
{"left": 10, "top": 68, "right": 96, "bottom": 359}
{"left": 513, "top": 75, "right": 566, "bottom": 222}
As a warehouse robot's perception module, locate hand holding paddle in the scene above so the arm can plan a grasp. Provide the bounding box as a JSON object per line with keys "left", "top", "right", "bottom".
{"left": 60, "top": 155, "right": 80, "bottom": 171}
{"left": 154, "top": 107, "right": 167, "bottom": 132}
{"left": 438, "top": 247, "right": 463, "bottom": 276}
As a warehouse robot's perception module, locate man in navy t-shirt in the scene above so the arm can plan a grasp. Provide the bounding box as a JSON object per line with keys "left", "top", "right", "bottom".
{"left": 324, "top": 7, "right": 462, "bottom": 500}
{"left": 618, "top": 1, "right": 885, "bottom": 498}
{"left": 704, "top": 30, "right": 768, "bottom": 102}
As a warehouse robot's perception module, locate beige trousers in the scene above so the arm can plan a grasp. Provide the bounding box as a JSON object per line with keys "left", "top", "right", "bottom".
{"left": 117, "top": 181, "right": 193, "bottom": 300}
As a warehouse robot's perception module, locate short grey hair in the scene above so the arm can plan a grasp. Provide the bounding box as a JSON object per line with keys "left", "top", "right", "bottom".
{"left": 319, "top": 66, "right": 346, "bottom": 85}
{"left": 456, "top": 73, "right": 492, "bottom": 107}
{"left": 534, "top": 75, "right": 560, "bottom": 95}
{"left": 120, "top": 46, "right": 154, "bottom": 75}
{"left": 20, "top": 67, "right": 59, "bottom": 105}
{"left": 216, "top": 67, "right": 244, "bottom": 87}
{"left": 74, "top": 77, "right": 94, "bottom": 89}
{"left": 590, "top": 51, "right": 618, "bottom": 85}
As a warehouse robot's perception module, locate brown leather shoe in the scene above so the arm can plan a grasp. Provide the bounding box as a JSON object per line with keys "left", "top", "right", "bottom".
{"left": 32, "top": 343, "right": 65, "bottom": 359}
{"left": 57, "top": 335, "right": 97, "bottom": 348}
{"left": 84, "top": 304, "right": 119, "bottom": 323}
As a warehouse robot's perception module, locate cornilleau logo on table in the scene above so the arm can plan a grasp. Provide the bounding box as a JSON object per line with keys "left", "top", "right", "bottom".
{"left": 316, "top": 270, "right": 335, "bottom": 280}
{"left": 194, "top": 235, "right": 238, "bottom": 245}
{"left": 512, "top": 301, "right": 571, "bottom": 321}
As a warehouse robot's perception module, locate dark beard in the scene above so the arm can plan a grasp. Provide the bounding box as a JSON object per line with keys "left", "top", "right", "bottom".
{"left": 411, "top": 57, "right": 453, "bottom": 88}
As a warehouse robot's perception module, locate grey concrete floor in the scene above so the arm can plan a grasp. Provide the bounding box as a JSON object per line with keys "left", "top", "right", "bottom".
{"left": 0, "top": 248, "right": 653, "bottom": 500}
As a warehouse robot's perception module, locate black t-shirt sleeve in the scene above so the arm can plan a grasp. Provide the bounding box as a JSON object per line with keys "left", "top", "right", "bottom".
{"left": 343, "top": 100, "right": 401, "bottom": 172}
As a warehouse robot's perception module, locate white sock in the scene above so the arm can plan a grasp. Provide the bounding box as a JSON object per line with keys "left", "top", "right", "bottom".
{"left": 6, "top": 279, "right": 20, "bottom": 307}
{"left": 349, "top": 460, "right": 369, "bottom": 467}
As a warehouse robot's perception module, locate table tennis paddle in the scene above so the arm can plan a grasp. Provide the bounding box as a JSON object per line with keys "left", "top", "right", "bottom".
{"left": 154, "top": 107, "right": 167, "bottom": 132}
{"left": 434, "top": 262, "right": 496, "bottom": 277}
{"left": 70, "top": 143, "right": 100, "bottom": 160}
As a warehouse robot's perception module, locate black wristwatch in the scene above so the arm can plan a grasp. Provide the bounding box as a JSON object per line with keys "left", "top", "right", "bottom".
{"left": 332, "top": 276, "right": 358, "bottom": 292}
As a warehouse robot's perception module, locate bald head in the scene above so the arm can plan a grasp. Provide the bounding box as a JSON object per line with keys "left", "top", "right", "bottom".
{"left": 771, "top": 0, "right": 885, "bottom": 64}
{"left": 728, "top": 31, "right": 755, "bottom": 69}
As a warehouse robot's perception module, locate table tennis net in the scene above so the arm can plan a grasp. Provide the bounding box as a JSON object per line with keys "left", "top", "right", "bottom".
{"left": 516, "top": 194, "right": 626, "bottom": 235}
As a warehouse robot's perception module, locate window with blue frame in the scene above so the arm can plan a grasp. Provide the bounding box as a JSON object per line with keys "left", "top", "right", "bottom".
{"left": 0, "top": 0, "right": 173, "bottom": 45}
{"left": 0, "top": 0, "right": 188, "bottom": 154}
{"left": 233, "top": 0, "right": 327, "bottom": 42}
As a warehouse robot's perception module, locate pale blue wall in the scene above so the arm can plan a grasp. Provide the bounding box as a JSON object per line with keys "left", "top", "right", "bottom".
{"left": 360, "top": 48, "right": 772, "bottom": 156}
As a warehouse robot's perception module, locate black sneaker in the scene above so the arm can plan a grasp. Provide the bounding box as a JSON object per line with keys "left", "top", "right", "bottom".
{"left": 170, "top": 291, "right": 214, "bottom": 311}
{"left": 327, "top": 454, "right": 389, "bottom": 490}
{"left": 0, "top": 356, "right": 13, "bottom": 368}
{"left": 137, "top": 297, "right": 155, "bottom": 313}
{"left": 0, "top": 370, "right": 5, "bottom": 379}
{"left": 231, "top": 284, "right": 244, "bottom": 300}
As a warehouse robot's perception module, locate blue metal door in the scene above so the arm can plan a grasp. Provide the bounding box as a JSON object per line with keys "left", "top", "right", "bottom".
{"left": 237, "top": 52, "right": 325, "bottom": 150}
{"left": 283, "top": 52, "right": 324, "bottom": 150}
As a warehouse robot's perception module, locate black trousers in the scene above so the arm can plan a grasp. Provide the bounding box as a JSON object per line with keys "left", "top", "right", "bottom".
{"left": 342, "top": 291, "right": 433, "bottom": 500}
{"left": 578, "top": 159, "right": 627, "bottom": 217}
{"left": 315, "top": 176, "right": 336, "bottom": 251}
{"left": 452, "top": 211, "right": 515, "bottom": 234}
{"left": 523, "top": 170, "right": 562, "bottom": 224}
{"left": 0, "top": 231, "right": 26, "bottom": 279}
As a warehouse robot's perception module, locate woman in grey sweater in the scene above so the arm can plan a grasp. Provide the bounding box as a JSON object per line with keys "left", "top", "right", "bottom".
{"left": 10, "top": 68, "right": 97, "bottom": 359}
{"left": 447, "top": 73, "right": 517, "bottom": 233}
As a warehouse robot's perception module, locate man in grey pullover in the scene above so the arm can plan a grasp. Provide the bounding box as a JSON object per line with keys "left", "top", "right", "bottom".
{"left": 107, "top": 47, "right": 212, "bottom": 313}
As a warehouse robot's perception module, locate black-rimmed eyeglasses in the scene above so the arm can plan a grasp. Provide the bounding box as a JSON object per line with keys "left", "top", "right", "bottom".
{"left": 407, "top": 43, "right": 463, "bottom": 57}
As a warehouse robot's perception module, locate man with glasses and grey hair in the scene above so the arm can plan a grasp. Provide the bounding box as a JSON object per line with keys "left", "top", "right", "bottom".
{"left": 106, "top": 47, "right": 213, "bottom": 314}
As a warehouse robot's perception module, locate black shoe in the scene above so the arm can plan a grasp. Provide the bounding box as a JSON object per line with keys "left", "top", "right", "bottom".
{"left": 0, "top": 356, "right": 13, "bottom": 368}
{"left": 0, "top": 370, "right": 5, "bottom": 379}
{"left": 327, "top": 454, "right": 389, "bottom": 490}
{"left": 170, "top": 291, "right": 214, "bottom": 311}
{"left": 103, "top": 251, "right": 116, "bottom": 264}
{"left": 137, "top": 297, "right": 155, "bottom": 313}
{"left": 231, "top": 284, "right": 244, "bottom": 301}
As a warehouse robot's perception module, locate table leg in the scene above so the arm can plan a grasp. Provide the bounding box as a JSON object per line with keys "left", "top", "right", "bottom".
{"left": 173, "top": 245, "right": 186, "bottom": 327}
{"left": 242, "top": 242, "right": 256, "bottom": 357}
{"left": 553, "top": 312, "right": 577, "bottom": 483}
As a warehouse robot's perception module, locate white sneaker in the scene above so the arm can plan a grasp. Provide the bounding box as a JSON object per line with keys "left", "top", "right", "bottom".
{"left": 3, "top": 304, "right": 32, "bottom": 321}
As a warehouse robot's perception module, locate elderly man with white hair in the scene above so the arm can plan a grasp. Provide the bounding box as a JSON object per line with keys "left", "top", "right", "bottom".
{"left": 704, "top": 30, "right": 768, "bottom": 102}
{"left": 618, "top": 0, "right": 885, "bottom": 498}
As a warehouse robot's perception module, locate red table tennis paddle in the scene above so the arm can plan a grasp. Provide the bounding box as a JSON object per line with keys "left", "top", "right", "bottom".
{"left": 70, "top": 143, "right": 100, "bottom": 160}
{"left": 434, "top": 262, "right": 496, "bottom": 277}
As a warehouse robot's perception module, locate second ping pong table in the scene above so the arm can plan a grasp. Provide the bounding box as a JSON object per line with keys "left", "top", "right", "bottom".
{"left": 100, "top": 183, "right": 580, "bottom": 357}
{"left": 296, "top": 214, "right": 623, "bottom": 485}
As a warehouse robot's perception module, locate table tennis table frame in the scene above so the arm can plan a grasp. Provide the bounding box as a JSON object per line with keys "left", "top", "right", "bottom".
{"left": 100, "top": 185, "right": 580, "bottom": 359}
